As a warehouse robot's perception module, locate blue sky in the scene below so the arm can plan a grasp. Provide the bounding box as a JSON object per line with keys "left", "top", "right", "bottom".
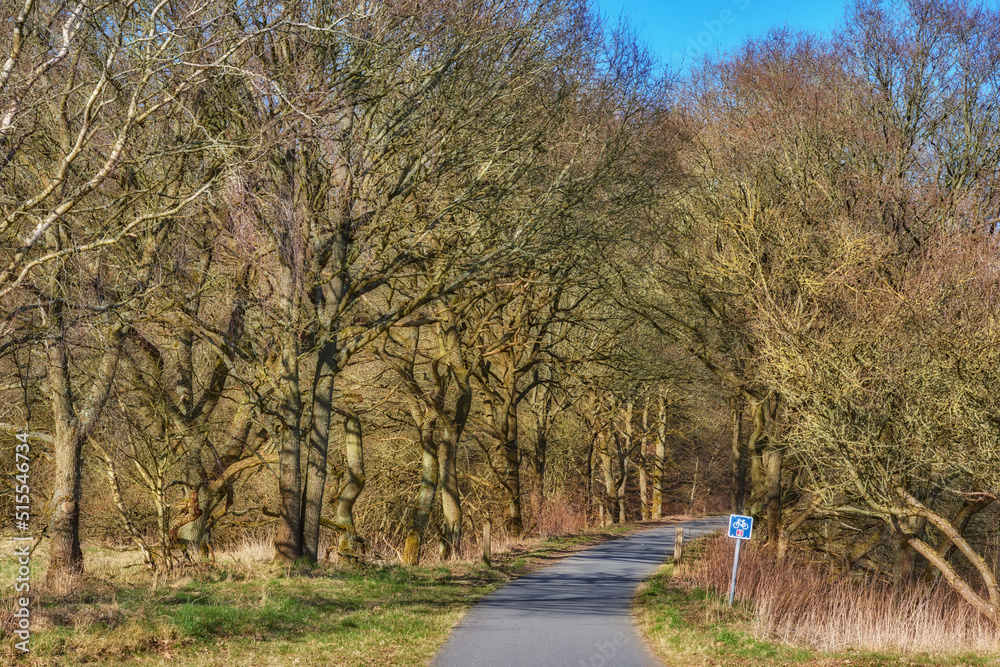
{"left": 593, "top": 0, "right": 849, "bottom": 70}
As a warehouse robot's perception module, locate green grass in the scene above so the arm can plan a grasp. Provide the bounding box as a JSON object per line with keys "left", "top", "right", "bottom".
{"left": 1, "top": 525, "right": 645, "bottom": 666}
{"left": 634, "top": 562, "right": 995, "bottom": 667}
{"left": 2, "top": 560, "right": 505, "bottom": 666}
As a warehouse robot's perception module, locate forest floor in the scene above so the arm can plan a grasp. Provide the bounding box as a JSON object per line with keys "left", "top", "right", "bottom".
{"left": 634, "top": 560, "right": 999, "bottom": 667}
{"left": 0, "top": 518, "right": 672, "bottom": 666}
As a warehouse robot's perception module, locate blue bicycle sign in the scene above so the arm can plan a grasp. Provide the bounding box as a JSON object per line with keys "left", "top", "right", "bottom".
{"left": 726, "top": 514, "right": 754, "bottom": 605}
{"left": 728, "top": 514, "right": 753, "bottom": 540}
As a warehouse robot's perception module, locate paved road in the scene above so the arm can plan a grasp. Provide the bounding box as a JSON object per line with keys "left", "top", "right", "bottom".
{"left": 433, "top": 516, "right": 728, "bottom": 667}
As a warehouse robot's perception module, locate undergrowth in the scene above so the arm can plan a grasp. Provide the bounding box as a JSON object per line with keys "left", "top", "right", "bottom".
{"left": 635, "top": 535, "right": 1000, "bottom": 666}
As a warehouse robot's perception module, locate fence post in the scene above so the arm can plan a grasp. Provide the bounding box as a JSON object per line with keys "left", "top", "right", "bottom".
{"left": 674, "top": 526, "right": 684, "bottom": 564}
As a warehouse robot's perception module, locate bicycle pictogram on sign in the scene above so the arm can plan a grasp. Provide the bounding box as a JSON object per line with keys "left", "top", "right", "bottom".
{"left": 728, "top": 514, "right": 753, "bottom": 540}
{"left": 727, "top": 514, "right": 753, "bottom": 606}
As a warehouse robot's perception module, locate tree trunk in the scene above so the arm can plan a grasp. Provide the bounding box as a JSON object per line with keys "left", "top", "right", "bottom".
{"left": 481, "top": 376, "right": 523, "bottom": 535}
{"left": 689, "top": 456, "right": 699, "bottom": 514}
{"left": 438, "top": 435, "right": 461, "bottom": 560}
{"left": 97, "top": 443, "right": 156, "bottom": 571}
{"left": 44, "top": 221, "right": 161, "bottom": 582}
{"left": 46, "top": 322, "right": 123, "bottom": 583}
{"left": 618, "top": 456, "right": 628, "bottom": 524}
{"left": 600, "top": 434, "right": 616, "bottom": 526}
{"left": 434, "top": 303, "right": 473, "bottom": 560}
{"left": 638, "top": 461, "right": 649, "bottom": 521}
{"left": 894, "top": 491, "right": 1000, "bottom": 626}
{"left": 902, "top": 527, "right": 1000, "bottom": 627}
{"left": 154, "top": 472, "right": 172, "bottom": 570}
{"left": 527, "top": 376, "right": 551, "bottom": 521}
{"left": 274, "top": 298, "right": 304, "bottom": 561}
{"left": 333, "top": 411, "right": 366, "bottom": 559}
{"left": 302, "top": 209, "right": 349, "bottom": 563}
{"left": 403, "top": 418, "right": 438, "bottom": 565}
{"left": 747, "top": 400, "right": 767, "bottom": 516}
{"left": 301, "top": 341, "right": 337, "bottom": 563}
{"left": 48, "top": 425, "right": 86, "bottom": 581}
{"left": 174, "top": 402, "right": 256, "bottom": 561}
{"left": 482, "top": 520, "right": 492, "bottom": 566}
{"left": 764, "top": 446, "right": 783, "bottom": 547}
{"left": 501, "top": 404, "right": 523, "bottom": 535}
{"left": 653, "top": 393, "right": 667, "bottom": 519}
{"left": 275, "top": 429, "right": 303, "bottom": 561}
{"left": 585, "top": 427, "right": 595, "bottom": 524}
{"left": 438, "top": 386, "right": 470, "bottom": 560}
{"left": 761, "top": 394, "right": 782, "bottom": 546}
{"left": 923, "top": 499, "right": 992, "bottom": 583}
{"left": 892, "top": 514, "right": 926, "bottom": 584}
{"left": 528, "top": 429, "right": 547, "bottom": 523}
{"left": 776, "top": 496, "right": 816, "bottom": 561}
{"left": 619, "top": 402, "right": 633, "bottom": 523}
{"left": 46, "top": 317, "right": 83, "bottom": 581}
{"left": 729, "top": 396, "right": 745, "bottom": 513}
{"left": 175, "top": 444, "right": 208, "bottom": 560}
{"left": 639, "top": 400, "right": 650, "bottom": 521}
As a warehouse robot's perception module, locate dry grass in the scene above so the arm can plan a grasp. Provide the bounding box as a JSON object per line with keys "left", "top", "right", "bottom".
{"left": 213, "top": 529, "right": 276, "bottom": 578}
{"left": 684, "top": 535, "right": 1000, "bottom": 656}
{"left": 534, "top": 493, "right": 587, "bottom": 537}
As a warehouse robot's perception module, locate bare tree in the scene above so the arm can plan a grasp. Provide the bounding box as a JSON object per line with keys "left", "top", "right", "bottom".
{"left": 227, "top": 0, "right": 608, "bottom": 562}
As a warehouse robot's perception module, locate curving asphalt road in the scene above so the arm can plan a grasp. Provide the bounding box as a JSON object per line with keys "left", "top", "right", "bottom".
{"left": 432, "top": 516, "right": 728, "bottom": 667}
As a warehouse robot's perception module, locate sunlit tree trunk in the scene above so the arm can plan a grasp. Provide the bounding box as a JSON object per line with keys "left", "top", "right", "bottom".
{"left": 600, "top": 431, "right": 616, "bottom": 526}
{"left": 274, "top": 263, "right": 304, "bottom": 562}
{"left": 618, "top": 456, "right": 628, "bottom": 524}
{"left": 652, "top": 392, "right": 667, "bottom": 519}
{"left": 503, "top": 405, "right": 523, "bottom": 534}
{"left": 729, "top": 395, "right": 745, "bottom": 513}
{"left": 638, "top": 400, "right": 650, "bottom": 520}
{"left": 301, "top": 341, "right": 337, "bottom": 563}
{"left": 747, "top": 399, "right": 767, "bottom": 516}
{"left": 403, "top": 413, "right": 438, "bottom": 565}
{"left": 332, "top": 412, "right": 366, "bottom": 559}
{"left": 438, "top": 385, "right": 471, "bottom": 559}
{"left": 619, "top": 402, "right": 633, "bottom": 523}
{"left": 765, "top": 445, "right": 783, "bottom": 546}
{"left": 45, "top": 223, "right": 164, "bottom": 581}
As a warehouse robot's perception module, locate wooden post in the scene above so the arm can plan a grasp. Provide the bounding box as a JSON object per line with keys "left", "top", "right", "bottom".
{"left": 674, "top": 526, "right": 684, "bottom": 564}
{"left": 482, "top": 520, "right": 492, "bottom": 566}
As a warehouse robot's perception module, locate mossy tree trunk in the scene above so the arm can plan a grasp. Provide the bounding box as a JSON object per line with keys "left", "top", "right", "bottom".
{"left": 332, "top": 412, "right": 366, "bottom": 559}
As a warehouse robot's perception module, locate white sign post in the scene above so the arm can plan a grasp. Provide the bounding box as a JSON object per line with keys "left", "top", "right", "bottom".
{"left": 727, "top": 514, "right": 753, "bottom": 606}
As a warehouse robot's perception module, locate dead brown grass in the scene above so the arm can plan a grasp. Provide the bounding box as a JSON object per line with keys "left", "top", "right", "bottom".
{"left": 534, "top": 493, "right": 588, "bottom": 537}
{"left": 684, "top": 535, "right": 1000, "bottom": 655}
